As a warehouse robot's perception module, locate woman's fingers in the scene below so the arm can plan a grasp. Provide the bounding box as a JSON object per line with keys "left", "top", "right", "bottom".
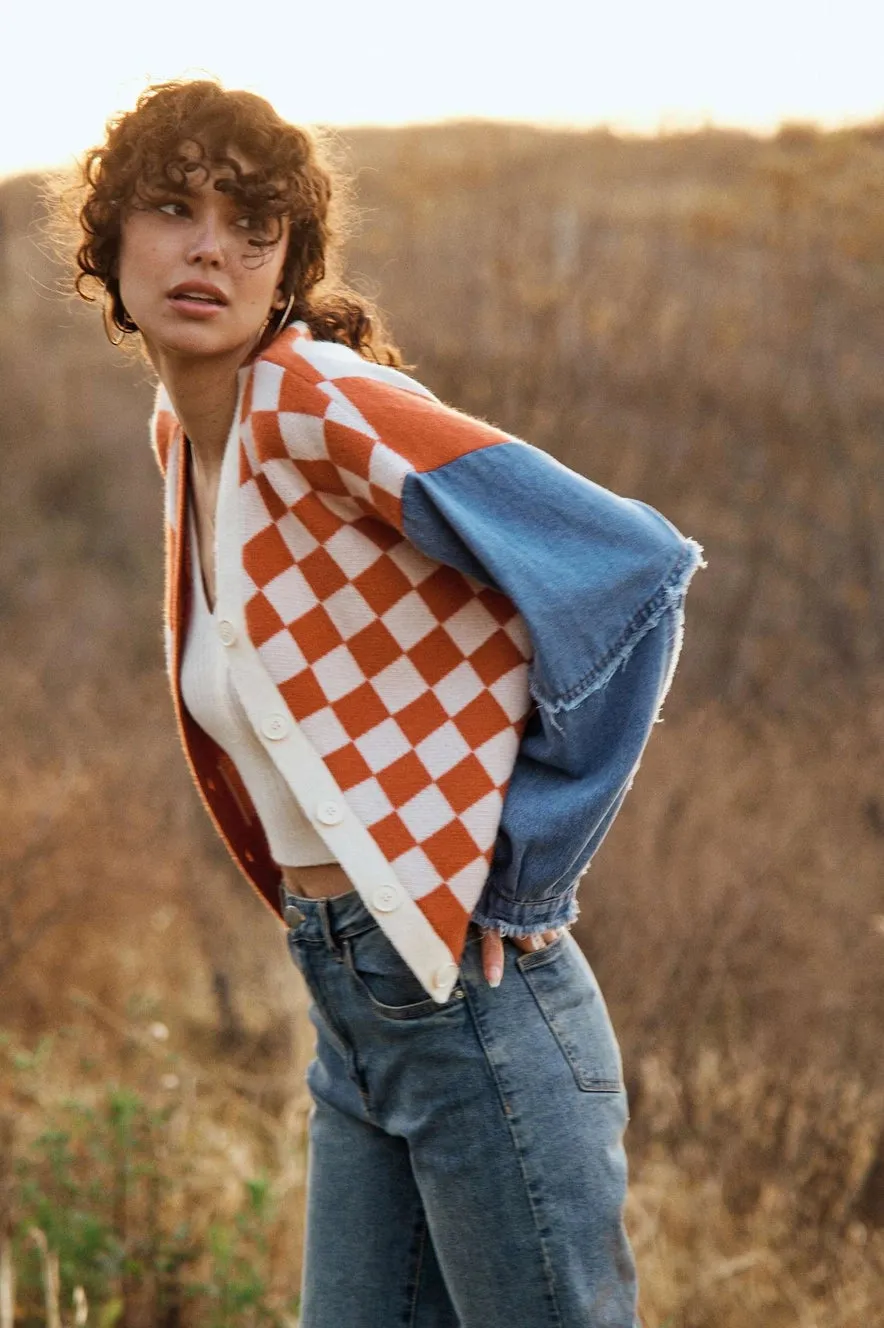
{"left": 480, "top": 927, "right": 565, "bottom": 987}
{"left": 509, "top": 929, "right": 562, "bottom": 953}
{"left": 481, "top": 928, "right": 505, "bottom": 987}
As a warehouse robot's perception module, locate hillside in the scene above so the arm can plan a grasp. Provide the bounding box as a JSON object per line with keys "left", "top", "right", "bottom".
{"left": 1, "top": 122, "right": 882, "bottom": 1324}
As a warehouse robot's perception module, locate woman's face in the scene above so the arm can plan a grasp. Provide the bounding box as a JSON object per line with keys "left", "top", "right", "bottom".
{"left": 117, "top": 145, "right": 290, "bottom": 368}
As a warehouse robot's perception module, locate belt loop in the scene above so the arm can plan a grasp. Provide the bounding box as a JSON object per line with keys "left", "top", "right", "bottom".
{"left": 317, "top": 899, "right": 341, "bottom": 957}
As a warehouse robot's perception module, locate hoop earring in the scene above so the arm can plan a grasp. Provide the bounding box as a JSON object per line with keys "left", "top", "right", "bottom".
{"left": 103, "top": 295, "right": 125, "bottom": 346}
{"left": 103, "top": 289, "right": 131, "bottom": 347}
{"left": 274, "top": 290, "right": 296, "bottom": 334}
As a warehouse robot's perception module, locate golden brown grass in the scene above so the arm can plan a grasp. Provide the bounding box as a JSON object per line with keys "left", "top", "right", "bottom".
{"left": 2, "top": 120, "right": 883, "bottom": 1323}
{"left": 4, "top": 700, "right": 882, "bottom": 1324}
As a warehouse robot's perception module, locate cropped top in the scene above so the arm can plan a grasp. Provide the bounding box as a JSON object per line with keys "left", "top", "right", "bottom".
{"left": 152, "top": 322, "right": 705, "bottom": 1001}
{"left": 180, "top": 490, "right": 337, "bottom": 868}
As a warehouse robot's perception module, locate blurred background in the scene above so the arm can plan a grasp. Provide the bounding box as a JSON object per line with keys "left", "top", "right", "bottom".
{"left": 2, "top": 3, "right": 883, "bottom": 1324}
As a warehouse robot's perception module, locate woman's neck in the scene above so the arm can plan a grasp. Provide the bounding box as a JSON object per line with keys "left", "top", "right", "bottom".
{"left": 152, "top": 348, "right": 243, "bottom": 473}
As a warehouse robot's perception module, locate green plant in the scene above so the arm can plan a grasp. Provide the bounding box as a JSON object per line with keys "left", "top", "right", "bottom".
{"left": 12, "top": 1090, "right": 192, "bottom": 1321}
{"left": 189, "top": 1178, "right": 294, "bottom": 1327}
{"left": 3, "top": 1032, "right": 296, "bottom": 1327}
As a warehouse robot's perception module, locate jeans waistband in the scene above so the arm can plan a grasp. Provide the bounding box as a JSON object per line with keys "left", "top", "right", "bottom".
{"left": 280, "top": 884, "right": 377, "bottom": 949}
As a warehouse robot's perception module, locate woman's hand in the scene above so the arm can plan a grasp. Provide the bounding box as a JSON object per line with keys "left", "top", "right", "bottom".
{"left": 480, "top": 926, "right": 566, "bottom": 988}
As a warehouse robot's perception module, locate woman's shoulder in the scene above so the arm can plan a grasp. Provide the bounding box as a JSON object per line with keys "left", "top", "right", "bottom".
{"left": 254, "top": 322, "right": 440, "bottom": 406}
{"left": 246, "top": 324, "right": 514, "bottom": 482}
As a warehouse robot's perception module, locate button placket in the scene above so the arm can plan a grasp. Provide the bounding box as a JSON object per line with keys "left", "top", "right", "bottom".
{"left": 208, "top": 398, "right": 443, "bottom": 964}
{"left": 371, "top": 884, "right": 402, "bottom": 913}
{"left": 315, "top": 800, "right": 343, "bottom": 827}
{"left": 433, "top": 961, "right": 459, "bottom": 992}
{"left": 261, "top": 713, "right": 289, "bottom": 741}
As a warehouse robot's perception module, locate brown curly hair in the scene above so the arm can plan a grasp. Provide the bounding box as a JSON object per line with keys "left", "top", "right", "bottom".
{"left": 72, "top": 78, "right": 401, "bottom": 364}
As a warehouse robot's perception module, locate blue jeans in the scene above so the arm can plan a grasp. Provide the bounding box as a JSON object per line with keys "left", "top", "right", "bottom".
{"left": 284, "top": 889, "right": 639, "bottom": 1328}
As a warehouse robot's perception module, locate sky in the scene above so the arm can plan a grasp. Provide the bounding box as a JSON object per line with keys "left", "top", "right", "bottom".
{"left": 2, "top": 0, "right": 883, "bottom": 179}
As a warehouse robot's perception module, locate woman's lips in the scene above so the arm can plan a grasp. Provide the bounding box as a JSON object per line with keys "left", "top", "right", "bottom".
{"left": 167, "top": 292, "right": 227, "bottom": 318}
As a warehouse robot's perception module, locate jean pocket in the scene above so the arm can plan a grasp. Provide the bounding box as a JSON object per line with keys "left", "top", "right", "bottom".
{"left": 342, "top": 929, "right": 465, "bottom": 1022}
{"left": 515, "top": 936, "right": 623, "bottom": 1092}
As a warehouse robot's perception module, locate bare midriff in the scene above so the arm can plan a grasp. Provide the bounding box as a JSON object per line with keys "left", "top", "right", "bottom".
{"left": 280, "top": 862, "right": 355, "bottom": 900}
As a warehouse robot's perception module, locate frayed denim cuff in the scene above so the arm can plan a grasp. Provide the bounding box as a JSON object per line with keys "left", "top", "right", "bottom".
{"left": 471, "top": 888, "right": 580, "bottom": 938}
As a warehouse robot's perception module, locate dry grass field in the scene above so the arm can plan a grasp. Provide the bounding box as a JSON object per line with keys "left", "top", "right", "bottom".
{"left": 1, "top": 120, "right": 883, "bottom": 1324}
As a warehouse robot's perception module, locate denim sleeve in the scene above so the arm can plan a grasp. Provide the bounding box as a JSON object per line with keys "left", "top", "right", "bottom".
{"left": 400, "top": 438, "right": 704, "bottom": 937}
{"left": 471, "top": 595, "right": 685, "bottom": 936}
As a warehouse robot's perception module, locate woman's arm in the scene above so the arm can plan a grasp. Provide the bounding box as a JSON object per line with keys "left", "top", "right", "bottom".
{"left": 473, "top": 588, "right": 686, "bottom": 939}
{"left": 251, "top": 343, "right": 705, "bottom": 974}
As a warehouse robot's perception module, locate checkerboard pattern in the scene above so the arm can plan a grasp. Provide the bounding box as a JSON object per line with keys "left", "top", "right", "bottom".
{"left": 243, "top": 331, "right": 532, "bottom": 955}
{"left": 152, "top": 329, "right": 534, "bottom": 961}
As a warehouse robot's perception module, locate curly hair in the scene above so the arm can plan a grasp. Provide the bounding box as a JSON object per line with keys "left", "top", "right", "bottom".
{"left": 72, "top": 78, "right": 401, "bottom": 364}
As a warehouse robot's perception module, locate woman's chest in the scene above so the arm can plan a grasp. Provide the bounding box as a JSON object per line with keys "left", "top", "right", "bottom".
{"left": 189, "top": 468, "right": 221, "bottom": 613}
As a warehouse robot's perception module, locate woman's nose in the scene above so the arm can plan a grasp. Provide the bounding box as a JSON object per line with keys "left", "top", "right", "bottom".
{"left": 185, "top": 212, "right": 226, "bottom": 267}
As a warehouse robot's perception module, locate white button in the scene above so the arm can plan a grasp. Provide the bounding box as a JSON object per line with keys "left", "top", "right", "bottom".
{"left": 371, "top": 884, "right": 402, "bottom": 913}
{"left": 433, "top": 962, "right": 459, "bottom": 990}
{"left": 261, "top": 712, "right": 289, "bottom": 741}
{"left": 315, "top": 800, "right": 343, "bottom": 827}
{"left": 217, "top": 619, "right": 236, "bottom": 646}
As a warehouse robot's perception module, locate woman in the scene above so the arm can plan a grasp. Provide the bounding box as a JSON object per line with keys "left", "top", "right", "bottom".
{"left": 71, "top": 79, "right": 703, "bottom": 1326}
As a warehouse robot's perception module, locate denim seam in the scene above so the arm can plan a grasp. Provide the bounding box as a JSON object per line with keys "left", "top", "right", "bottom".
{"left": 462, "top": 986, "right": 564, "bottom": 1327}
{"left": 290, "top": 925, "right": 376, "bottom": 947}
{"left": 296, "top": 947, "right": 352, "bottom": 1067}
{"left": 298, "top": 945, "right": 378, "bottom": 1122}
{"left": 341, "top": 938, "right": 461, "bottom": 1023}
{"left": 529, "top": 538, "right": 705, "bottom": 716}
{"left": 517, "top": 944, "right": 624, "bottom": 1093}
{"left": 406, "top": 1213, "right": 430, "bottom": 1328}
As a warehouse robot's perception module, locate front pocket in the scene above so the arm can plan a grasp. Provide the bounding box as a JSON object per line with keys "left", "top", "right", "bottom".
{"left": 342, "top": 931, "right": 465, "bottom": 1022}
{"left": 516, "top": 937, "right": 623, "bottom": 1092}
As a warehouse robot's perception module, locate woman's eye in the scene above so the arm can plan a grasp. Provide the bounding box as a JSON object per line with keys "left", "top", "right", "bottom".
{"left": 234, "top": 214, "right": 267, "bottom": 233}
{"left": 157, "top": 200, "right": 189, "bottom": 218}
{"left": 235, "top": 214, "right": 280, "bottom": 242}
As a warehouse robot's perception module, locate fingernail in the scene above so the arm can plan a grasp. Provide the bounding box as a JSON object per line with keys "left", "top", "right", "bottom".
{"left": 488, "top": 965, "right": 503, "bottom": 988}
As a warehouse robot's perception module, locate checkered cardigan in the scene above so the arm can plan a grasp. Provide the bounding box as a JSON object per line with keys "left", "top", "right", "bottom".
{"left": 152, "top": 322, "right": 704, "bottom": 999}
